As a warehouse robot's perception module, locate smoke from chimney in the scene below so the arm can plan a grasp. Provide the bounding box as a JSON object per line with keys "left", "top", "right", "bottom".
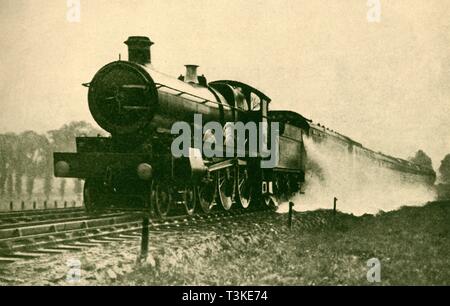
{"left": 124, "top": 36, "right": 154, "bottom": 65}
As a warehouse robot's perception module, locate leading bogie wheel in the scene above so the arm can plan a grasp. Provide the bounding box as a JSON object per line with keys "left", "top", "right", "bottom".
{"left": 183, "top": 184, "right": 196, "bottom": 216}
{"left": 197, "top": 174, "right": 217, "bottom": 213}
{"left": 151, "top": 179, "right": 173, "bottom": 218}
{"left": 83, "top": 179, "right": 104, "bottom": 213}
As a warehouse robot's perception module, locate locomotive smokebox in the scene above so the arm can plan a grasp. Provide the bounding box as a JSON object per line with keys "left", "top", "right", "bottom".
{"left": 124, "top": 36, "right": 154, "bottom": 65}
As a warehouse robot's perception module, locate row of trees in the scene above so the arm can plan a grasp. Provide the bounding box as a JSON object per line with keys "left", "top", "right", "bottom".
{"left": 409, "top": 150, "right": 450, "bottom": 199}
{"left": 438, "top": 155, "right": 450, "bottom": 184}
{"left": 408, "top": 150, "right": 450, "bottom": 184}
{"left": 0, "top": 121, "right": 104, "bottom": 199}
{"left": 436, "top": 154, "right": 450, "bottom": 199}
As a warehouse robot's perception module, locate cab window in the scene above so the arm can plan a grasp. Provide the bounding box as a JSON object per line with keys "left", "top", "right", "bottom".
{"left": 235, "top": 87, "right": 248, "bottom": 111}
{"left": 250, "top": 93, "right": 261, "bottom": 111}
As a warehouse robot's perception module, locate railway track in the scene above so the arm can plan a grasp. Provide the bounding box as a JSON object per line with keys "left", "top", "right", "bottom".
{"left": 0, "top": 208, "right": 131, "bottom": 230}
{"left": 0, "top": 207, "right": 84, "bottom": 224}
{"left": 0, "top": 208, "right": 87, "bottom": 228}
{"left": 0, "top": 207, "right": 274, "bottom": 264}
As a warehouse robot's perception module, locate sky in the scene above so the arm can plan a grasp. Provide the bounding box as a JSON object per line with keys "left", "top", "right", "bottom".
{"left": 0, "top": 0, "right": 449, "bottom": 168}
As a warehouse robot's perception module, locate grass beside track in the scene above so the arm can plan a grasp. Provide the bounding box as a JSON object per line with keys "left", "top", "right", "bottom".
{"left": 118, "top": 201, "right": 450, "bottom": 285}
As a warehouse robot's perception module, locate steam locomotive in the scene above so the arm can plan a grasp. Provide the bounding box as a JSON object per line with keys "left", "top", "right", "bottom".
{"left": 53, "top": 36, "right": 435, "bottom": 216}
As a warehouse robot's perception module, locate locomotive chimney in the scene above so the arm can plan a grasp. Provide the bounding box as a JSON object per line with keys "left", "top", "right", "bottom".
{"left": 124, "top": 36, "right": 154, "bottom": 65}
{"left": 184, "top": 65, "right": 199, "bottom": 84}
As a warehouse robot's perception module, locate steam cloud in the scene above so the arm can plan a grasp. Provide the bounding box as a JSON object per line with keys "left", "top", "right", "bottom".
{"left": 278, "top": 137, "right": 436, "bottom": 216}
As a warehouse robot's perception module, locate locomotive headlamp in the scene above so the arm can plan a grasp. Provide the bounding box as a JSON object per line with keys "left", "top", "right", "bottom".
{"left": 137, "top": 163, "right": 153, "bottom": 180}
{"left": 55, "top": 161, "right": 70, "bottom": 176}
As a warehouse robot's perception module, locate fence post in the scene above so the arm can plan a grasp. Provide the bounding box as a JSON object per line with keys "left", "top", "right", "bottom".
{"left": 288, "top": 202, "right": 294, "bottom": 230}
{"left": 333, "top": 197, "right": 338, "bottom": 216}
{"left": 138, "top": 214, "right": 150, "bottom": 264}
{"left": 21, "top": 201, "right": 25, "bottom": 210}
{"left": 10, "top": 201, "right": 13, "bottom": 211}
